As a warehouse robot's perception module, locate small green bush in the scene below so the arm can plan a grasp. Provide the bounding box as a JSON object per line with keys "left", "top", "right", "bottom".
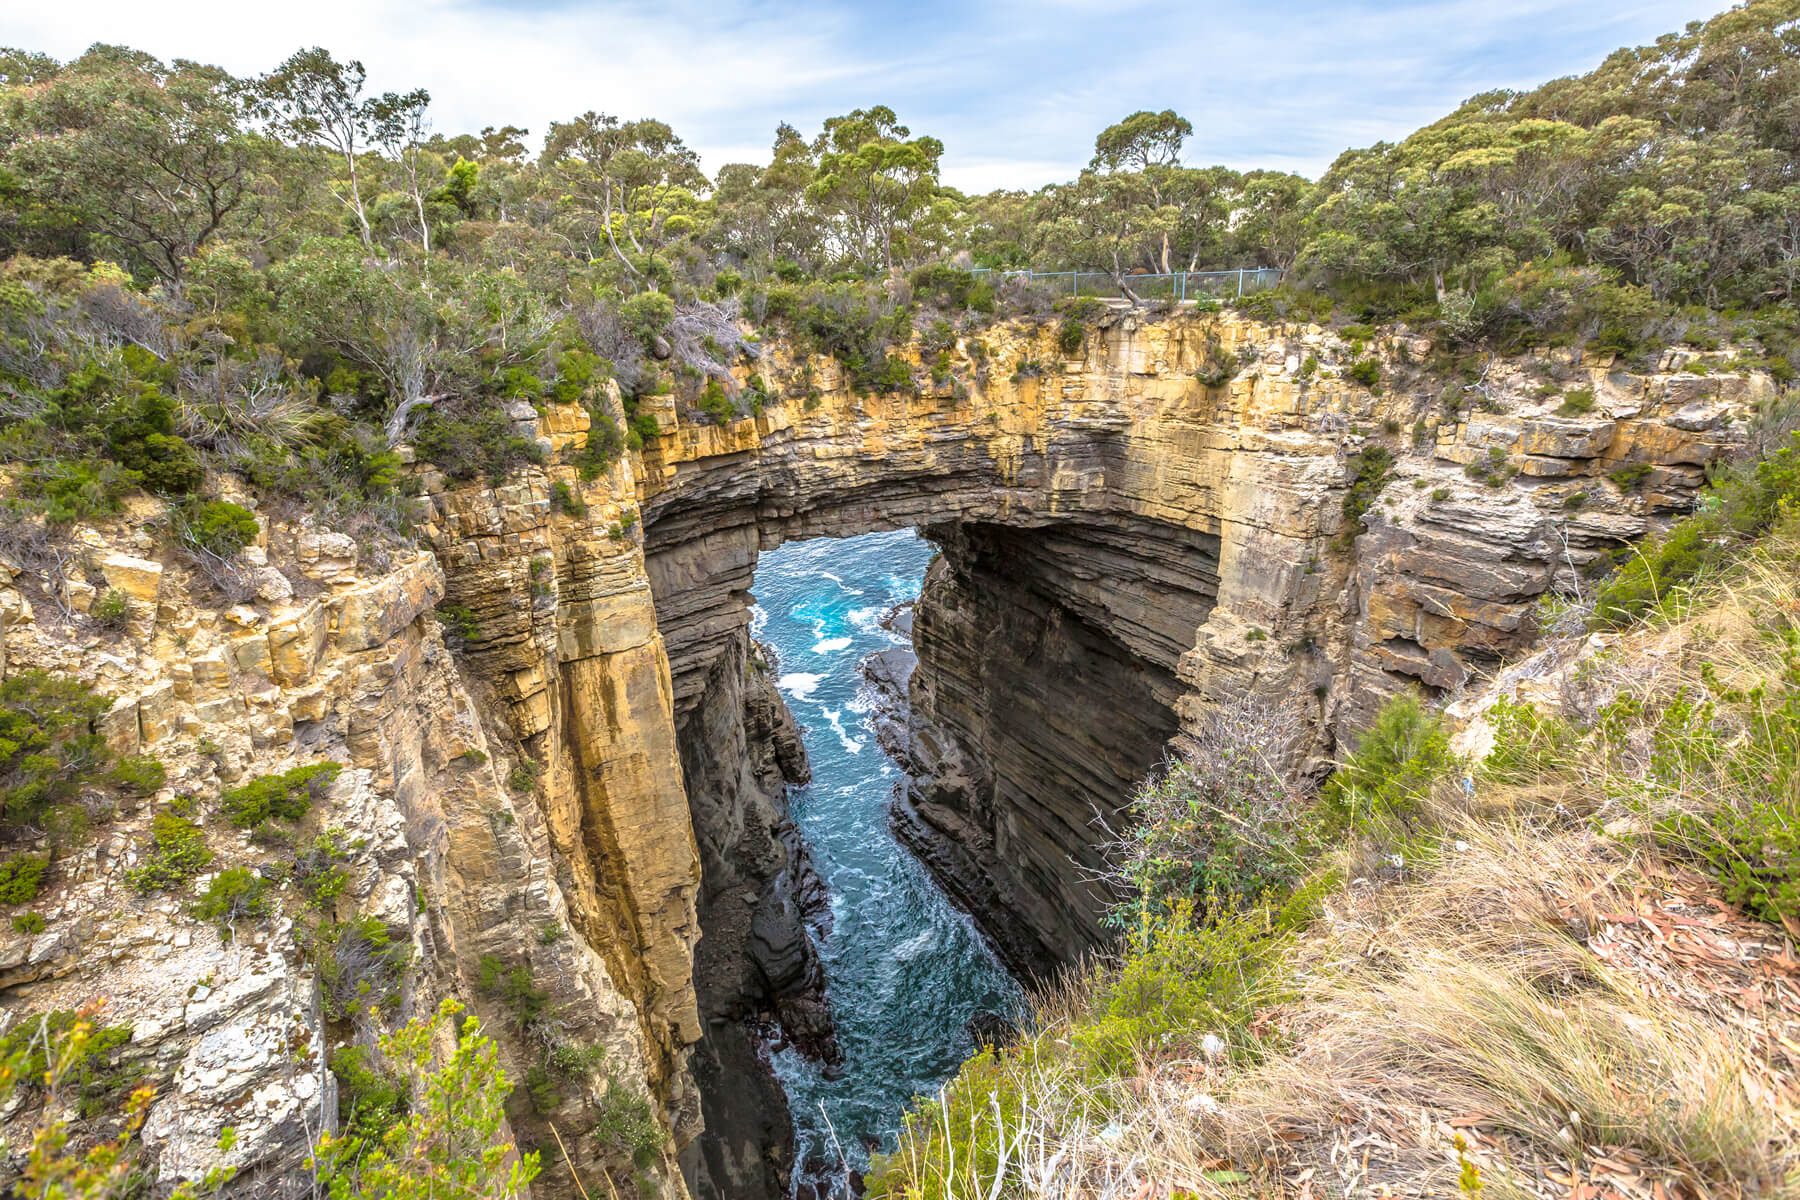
{"left": 507, "top": 758, "right": 540, "bottom": 793}
{"left": 696, "top": 379, "right": 735, "bottom": 426}
{"left": 1340, "top": 444, "right": 1395, "bottom": 542}
{"left": 1480, "top": 697, "right": 1579, "bottom": 785}
{"left": 90, "top": 588, "right": 131, "bottom": 630}
{"left": 436, "top": 604, "right": 481, "bottom": 644}
{"left": 1594, "top": 431, "right": 1800, "bottom": 627}
{"left": 477, "top": 953, "right": 549, "bottom": 1028}
{"left": 0, "top": 1010, "right": 136, "bottom": 1115}
{"left": 549, "top": 480, "right": 586, "bottom": 517}
{"left": 330, "top": 1043, "right": 410, "bottom": 1145}
{"left": 127, "top": 812, "right": 213, "bottom": 894}
{"left": 218, "top": 762, "right": 341, "bottom": 830}
{"left": 1073, "top": 903, "right": 1289, "bottom": 1076}
{"left": 1109, "top": 704, "right": 1312, "bottom": 926}
{"left": 109, "top": 754, "right": 166, "bottom": 796}
{"left": 11, "top": 911, "right": 45, "bottom": 934}
{"left": 1320, "top": 694, "right": 1455, "bottom": 833}
{"left": 0, "top": 853, "right": 50, "bottom": 905}
{"left": 312, "top": 913, "right": 412, "bottom": 1021}
{"left": 1633, "top": 632, "right": 1800, "bottom": 925}
{"left": 1347, "top": 358, "right": 1383, "bottom": 389}
{"left": 294, "top": 830, "right": 353, "bottom": 904}
{"left": 192, "top": 866, "right": 273, "bottom": 936}
{"left": 183, "top": 500, "right": 261, "bottom": 558}
{"left": 594, "top": 1077, "right": 663, "bottom": 1169}
{"left": 1609, "top": 462, "right": 1654, "bottom": 491}
{"left": 1055, "top": 318, "right": 1084, "bottom": 357}
{"left": 1, "top": 669, "right": 113, "bottom": 833}
{"left": 1557, "top": 386, "right": 1596, "bottom": 416}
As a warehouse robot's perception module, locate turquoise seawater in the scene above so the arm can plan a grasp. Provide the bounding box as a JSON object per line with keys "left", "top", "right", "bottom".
{"left": 749, "top": 529, "right": 1021, "bottom": 1192}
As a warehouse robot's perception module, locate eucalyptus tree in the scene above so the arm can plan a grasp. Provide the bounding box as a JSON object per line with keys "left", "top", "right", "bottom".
{"left": 1, "top": 46, "right": 264, "bottom": 283}
{"left": 260, "top": 48, "right": 382, "bottom": 246}
{"left": 540, "top": 112, "right": 708, "bottom": 281}
{"left": 807, "top": 106, "right": 943, "bottom": 271}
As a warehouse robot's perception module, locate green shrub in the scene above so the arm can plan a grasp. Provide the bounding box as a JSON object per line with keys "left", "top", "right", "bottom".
{"left": 576, "top": 412, "right": 625, "bottom": 479}
{"left": 436, "top": 604, "right": 481, "bottom": 644}
{"left": 294, "top": 830, "right": 353, "bottom": 904}
{"left": 507, "top": 758, "right": 540, "bottom": 793}
{"left": 330, "top": 1043, "right": 410, "bottom": 1145}
{"left": 218, "top": 762, "right": 340, "bottom": 830}
{"left": 312, "top": 913, "right": 412, "bottom": 1022}
{"left": 1339, "top": 444, "right": 1395, "bottom": 542}
{"left": 0, "top": 853, "right": 50, "bottom": 905}
{"left": 1594, "top": 432, "right": 1800, "bottom": 627}
{"left": 1109, "top": 703, "right": 1312, "bottom": 925}
{"left": 1609, "top": 462, "right": 1654, "bottom": 491}
{"left": 525, "top": 1064, "right": 561, "bottom": 1114}
{"left": 593, "top": 1077, "right": 663, "bottom": 1169}
{"left": 1055, "top": 318, "right": 1084, "bottom": 356}
{"left": 477, "top": 953, "right": 549, "bottom": 1028}
{"left": 696, "top": 378, "right": 735, "bottom": 426}
{"left": 109, "top": 754, "right": 166, "bottom": 796}
{"left": 1320, "top": 694, "right": 1455, "bottom": 833}
{"left": 549, "top": 480, "right": 586, "bottom": 517}
{"left": 192, "top": 866, "right": 273, "bottom": 936}
{"left": 1073, "top": 903, "right": 1289, "bottom": 1076}
{"left": 908, "top": 264, "right": 974, "bottom": 311}
{"left": 1347, "top": 357, "right": 1382, "bottom": 389}
{"left": 1631, "top": 633, "right": 1800, "bottom": 926}
{"left": 0, "top": 1010, "right": 136, "bottom": 1115}
{"left": 0, "top": 669, "right": 113, "bottom": 832}
{"left": 1557, "top": 386, "right": 1596, "bottom": 416}
{"left": 1479, "top": 697, "right": 1579, "bottom": 785}
{"left": 619, "top": 291, "right": 675, "bottom": 351}
{"left": 11, "top": 911, "right": 45, "bottom": 934}
{"left": 127, "top": 812, "right": 213, "bottom": 894}
{"left": 183, "top": 500, "right": 261, "bottom": 558}
{"left": 90, "top": 588, "right": 132, "bottom": 630}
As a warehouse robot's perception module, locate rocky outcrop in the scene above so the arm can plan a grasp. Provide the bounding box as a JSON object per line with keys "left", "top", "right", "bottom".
{"left": 3, "top": 310, "right": 1762, "bottom": 1200}
{"left": 634, "top": 312, "right": 1758, "bottom": 978}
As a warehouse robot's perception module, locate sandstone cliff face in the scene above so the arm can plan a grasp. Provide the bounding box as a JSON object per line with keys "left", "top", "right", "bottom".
{"left": 635, "top": 310, "right": 1757, "bottom": 975}
{"left": 0, "top": 399, "right": 695, "bottom": 1200}
{"left": 1, "top": 310, "right": 1761, "bottom": 1197}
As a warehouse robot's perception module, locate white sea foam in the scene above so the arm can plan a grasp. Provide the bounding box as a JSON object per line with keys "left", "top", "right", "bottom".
{"left": 822, "top": 708, "right": 865, "bottom": 754}
{"left": 812, "top": 636, "right": 852, "bottom": 654}
{"left": 778, "top": 673, "right": 823, "bottom": 701}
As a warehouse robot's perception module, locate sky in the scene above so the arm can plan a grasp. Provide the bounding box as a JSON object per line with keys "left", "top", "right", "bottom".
{"left": 4, "top": 0, "right": 1736, "bottom": 193}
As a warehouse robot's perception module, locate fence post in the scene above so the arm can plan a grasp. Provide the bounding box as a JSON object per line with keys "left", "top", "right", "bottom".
{"left": 1072, "top": 270, "right": 1077, "bottom": 298}
{"left": 1179, "top": 272, "right": 1186, "bottom": 303}
{"left": 1237, "top": 268, "right": 1244, "bottom": 298}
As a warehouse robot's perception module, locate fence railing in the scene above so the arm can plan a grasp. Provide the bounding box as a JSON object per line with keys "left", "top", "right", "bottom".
{"left": 964, "top": 266, "right": 1288, "bottom": 300}
{"left": 962, "top": 266, "right": 1283, "bottom": 301}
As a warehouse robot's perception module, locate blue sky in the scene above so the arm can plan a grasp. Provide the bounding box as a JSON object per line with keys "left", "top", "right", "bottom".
{"left": 5, "top": 0, "right": 1733, "bottom": 191}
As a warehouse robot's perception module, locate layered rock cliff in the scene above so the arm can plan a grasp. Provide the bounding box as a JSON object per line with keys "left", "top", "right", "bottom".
{"left": 1, "top": 308, "right": 1763, "bottom": 1199}
{"left": 634, "top": 310, "right": 1757, "bottom": 976}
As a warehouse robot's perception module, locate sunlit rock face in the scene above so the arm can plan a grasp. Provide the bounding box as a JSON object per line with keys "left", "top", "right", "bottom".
{"left": 2, "top": 309, "right": 1750, "bottom": 1200}
{"left": 638, "top": 311, "right": 1749, "bottom": 989}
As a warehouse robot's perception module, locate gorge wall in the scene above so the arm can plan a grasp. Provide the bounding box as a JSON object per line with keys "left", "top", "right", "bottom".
{"left": 0, "top": 309, "right": 1761, "bottom": 1200}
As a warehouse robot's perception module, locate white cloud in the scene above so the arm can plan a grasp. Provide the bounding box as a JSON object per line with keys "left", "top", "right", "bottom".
{"left": 3, "top": 0, "right": 1736, "bottom": 188}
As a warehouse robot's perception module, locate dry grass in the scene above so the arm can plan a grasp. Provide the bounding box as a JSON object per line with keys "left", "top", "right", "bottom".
{"left": 874, "top": 533, "right": 1800, "bottom": 1200}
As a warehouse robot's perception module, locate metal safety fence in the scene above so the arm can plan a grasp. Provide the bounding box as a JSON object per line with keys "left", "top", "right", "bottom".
{"left": 963, "top": 266, "right": 1283, "bottom": 301}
